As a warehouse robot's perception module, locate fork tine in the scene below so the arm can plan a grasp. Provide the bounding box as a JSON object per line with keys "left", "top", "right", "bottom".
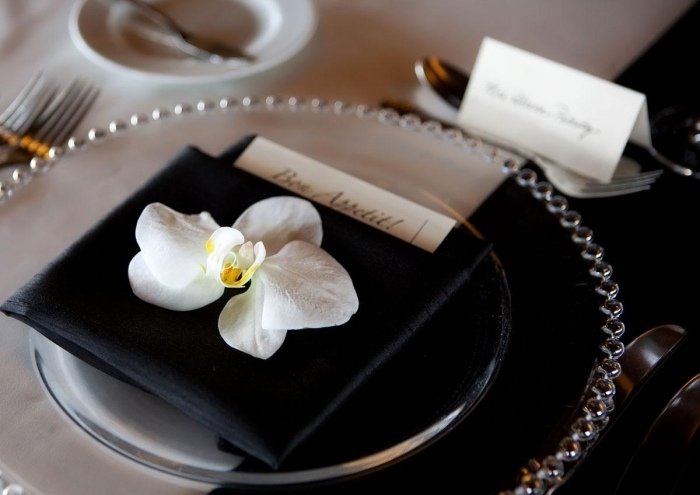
{"left": 50, "top": 84, "right": 99, "bottom": 146}
{"left": 15, "top": 87, "right": 59, "bottom": 136}
{"left": 16, "top": 81, "right": 83, "bottom": 155}
{"left": 31, "top": 80, "right": 85, "bottom": 143}
{"left": 581, "top": 175, "right": 659, "bottom": 189}
{"left": 6, "top": 81, "right": 60, "bottom": 138}
{"left": 582, "top": 172, "right": 663, "bottom": 191}
{"left": 601, "top": 170, "right": 664, "bottom": 187}
{"left": 541, "top": 159, "right": 661, "bottom": 198}
{"left": 0, "top": 72, "right": 44, "bottom": 123}
{"left": 17, "top": 80, "right": 99, "bottom": 158}
{"left": 580, "top": 179, "right": 657, "bottom": 194}
{"left": 566, "top": 184, "right": 652, "bottom": 199}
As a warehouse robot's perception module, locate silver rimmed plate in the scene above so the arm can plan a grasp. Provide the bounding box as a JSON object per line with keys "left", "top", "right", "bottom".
{"left": 68, "top": 0, "right": 317, "bottom": 83}
{"left": 0, "top": 97, "right": 623, "bottom": 494}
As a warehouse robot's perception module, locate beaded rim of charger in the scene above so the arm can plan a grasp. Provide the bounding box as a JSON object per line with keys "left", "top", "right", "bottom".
{"left": 0, "top": 468, "right": 24, "bottom": 494}
{"left": 0, "top": 96, "right": 625, "bottom": 494}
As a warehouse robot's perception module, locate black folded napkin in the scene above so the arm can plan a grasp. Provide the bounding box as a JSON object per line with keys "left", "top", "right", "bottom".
{"left": 2, "top": 136, "right": 497, "bottom": 468}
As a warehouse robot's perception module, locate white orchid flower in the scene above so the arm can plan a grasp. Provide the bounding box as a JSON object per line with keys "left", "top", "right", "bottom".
{"left": 128, "top": 197, "right": 359, "bottom": 359}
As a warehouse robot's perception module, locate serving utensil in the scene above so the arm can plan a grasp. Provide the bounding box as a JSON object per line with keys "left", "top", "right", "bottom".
{"left": 116, "top": 0, "right": 254, "bottom": 63}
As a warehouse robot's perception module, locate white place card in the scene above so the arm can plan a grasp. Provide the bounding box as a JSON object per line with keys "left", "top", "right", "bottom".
{"left": 457, "top": 37, "right": 651, "bottom": 183}
{"left": 234, "top": 137, "right": 457, "bottom": 252}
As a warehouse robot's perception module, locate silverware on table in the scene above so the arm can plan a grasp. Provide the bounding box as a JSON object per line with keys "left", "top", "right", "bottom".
{"left": 1, "top": 78, "right": 99, "bottom": 168}
{"left": 0, "top": 73, "right": 58, "bottom": 149}
{"left": 415, "top": 55, "right": 469, "bottom": 109}
{"left": 413, "top": 56, "right": 664, "bottom": 197}
{"left": 535, "top": 157, "right": 663, "bottom": 199}
{"left": 115, "top": 0, "right": 254, "bottom": 64}
{"left": 0, "top": 75, "right": 100, "bottom": 203}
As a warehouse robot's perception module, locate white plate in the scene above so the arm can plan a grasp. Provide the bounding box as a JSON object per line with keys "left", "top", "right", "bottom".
{"left": 68, "top": 0, "right": 317, "bottom": 83}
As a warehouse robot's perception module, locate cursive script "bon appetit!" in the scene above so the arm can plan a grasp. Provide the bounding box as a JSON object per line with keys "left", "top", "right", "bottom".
{"left": 271, "top": 168, "right": 405, "bottom": 231}
{"left": 234, "top": 137, "right": 457, "bottom": 252}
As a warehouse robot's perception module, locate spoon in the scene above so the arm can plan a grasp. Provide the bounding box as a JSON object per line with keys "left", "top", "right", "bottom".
{"left": 117, "top": 0, "right": 254, "bottom": 63}
{"left": 414, "top": 56, "right": 469, "bottom": 109}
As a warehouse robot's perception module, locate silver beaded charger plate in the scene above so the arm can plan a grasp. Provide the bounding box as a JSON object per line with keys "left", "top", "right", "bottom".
{"left": 0, "top": 98, "right": 624, "bottom": 495}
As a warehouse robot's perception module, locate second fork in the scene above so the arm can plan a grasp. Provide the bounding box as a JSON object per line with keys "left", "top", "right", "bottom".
{"left": 0, "top": 78, "right": 99, "bottom": 167}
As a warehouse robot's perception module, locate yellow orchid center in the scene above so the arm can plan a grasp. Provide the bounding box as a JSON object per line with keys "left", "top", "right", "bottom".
{"left": 204, "top": 228, "right": 266, "bottom": 289}
{"left": 220, "top": 262, "right": 243, "bottom": 285}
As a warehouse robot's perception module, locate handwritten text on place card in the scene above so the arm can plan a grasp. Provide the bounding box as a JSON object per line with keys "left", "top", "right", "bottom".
{"left": 457, "top": 37, "right": 651, "bottom": 183}
{"left": 234, "top": 137, "right": 456, "bottom": 252}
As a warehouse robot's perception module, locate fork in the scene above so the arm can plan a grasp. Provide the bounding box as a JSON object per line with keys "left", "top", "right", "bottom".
{"left": 537, "top": 156, "right": 664, "bottom": 198}
{"left": 0, "top": 79, "right": 99, "bottom": 168}
{"left": 0, "top": 73, "right": 59, "bottom": 147}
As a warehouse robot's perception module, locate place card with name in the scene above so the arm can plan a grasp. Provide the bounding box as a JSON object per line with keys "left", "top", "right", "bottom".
{"left": 234, "top": 137, "right": 457, "bottom": 252}
{"left": 457, "top": 37, "right": 651, "bottom": 183}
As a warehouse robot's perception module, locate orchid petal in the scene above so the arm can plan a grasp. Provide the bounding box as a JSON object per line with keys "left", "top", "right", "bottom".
{"left": 234, "top": 241, "right": 266, "bottom": 288}
{"left": 233, "top": 197, "right": 322, "bottom": 255}
{"left": 128, "top": 252, "right": 224, "bottom": 311}
{"left": 204, "top": 227, "right": 246, "bottom": 279}
{"left": 218, "top": 279, "right": 287, "bottom": 359}
{"left": 136, "top": 203, "right": 219, "bottom": 288}
{"left": 259, "top": 240, "right": 358, "bottom": 331}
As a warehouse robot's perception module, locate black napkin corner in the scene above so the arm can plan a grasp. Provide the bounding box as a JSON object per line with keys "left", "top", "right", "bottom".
{"left": 2, "top": 135, "right": 494, "bottom": 468}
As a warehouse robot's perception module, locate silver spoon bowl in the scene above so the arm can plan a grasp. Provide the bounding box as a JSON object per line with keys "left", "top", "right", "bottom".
{"left": 414, "top": 56, "right": 468, "bottom": 109}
